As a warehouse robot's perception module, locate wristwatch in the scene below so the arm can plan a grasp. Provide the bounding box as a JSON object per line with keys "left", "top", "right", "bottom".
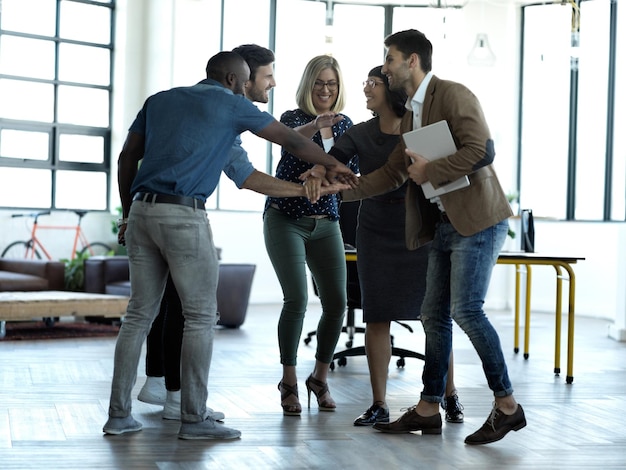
{"left": 117, "top": 218, "right": 128, "bottom": 229}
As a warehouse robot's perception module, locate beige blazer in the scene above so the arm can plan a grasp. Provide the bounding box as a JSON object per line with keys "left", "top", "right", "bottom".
{"left": 342, "top": 75, "right": 512, "bottom": 249}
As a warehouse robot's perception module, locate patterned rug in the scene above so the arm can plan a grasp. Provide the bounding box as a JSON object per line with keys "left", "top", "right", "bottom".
{"left": 1, "top": 319, "right": 120, "bottom": 341}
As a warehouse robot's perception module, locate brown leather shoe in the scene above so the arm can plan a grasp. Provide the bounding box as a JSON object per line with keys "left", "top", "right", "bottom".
{"left": 464, "top": 404, "right": 527, "bottom": 445}
{"left": 372, "top": 405, "right": 442, "bottom": 434}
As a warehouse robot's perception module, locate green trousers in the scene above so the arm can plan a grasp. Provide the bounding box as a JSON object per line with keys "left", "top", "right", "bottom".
{"left": 263, "top": 207, "right": 346, "bottom": 365}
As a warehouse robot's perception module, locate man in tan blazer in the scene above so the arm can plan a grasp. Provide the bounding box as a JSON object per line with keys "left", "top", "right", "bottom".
{"left": 341, "top": 29, "right": 526, "bottom": 445}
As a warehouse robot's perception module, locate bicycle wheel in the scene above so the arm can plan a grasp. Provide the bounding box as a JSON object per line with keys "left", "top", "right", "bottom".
{"left": 1, "top": 241, "right": 42, "bottom": 259}
{"left": 79, "top": 242, "right": 113, "bottom": 257}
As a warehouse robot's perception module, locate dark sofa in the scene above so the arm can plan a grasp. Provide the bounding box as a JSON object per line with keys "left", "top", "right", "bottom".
{"left": 0, "top": 258, "right": 65, "bottom": 292}
{"left": 83, "top": 256, "right": 255, "bottom": 328}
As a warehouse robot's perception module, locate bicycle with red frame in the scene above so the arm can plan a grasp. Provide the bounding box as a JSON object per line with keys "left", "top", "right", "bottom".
{"left": 2, "top": 210, "right": 112, "bottom": 260}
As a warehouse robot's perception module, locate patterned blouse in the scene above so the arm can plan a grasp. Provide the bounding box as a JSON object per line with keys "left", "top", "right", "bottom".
{"left": 264, "top": 108, "right": 356, "bottom": 221}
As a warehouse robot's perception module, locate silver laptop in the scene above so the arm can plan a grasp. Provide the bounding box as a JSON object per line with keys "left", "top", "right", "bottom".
{"left": 402, "top": 120, "right": 470, "bottom": 199}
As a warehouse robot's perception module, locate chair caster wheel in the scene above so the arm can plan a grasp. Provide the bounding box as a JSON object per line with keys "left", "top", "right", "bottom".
{"left": 396, "top": 357, "right": 405, "bottom": 368}
{"left": 338, "top": 357, "right": 347, "bottom": 367}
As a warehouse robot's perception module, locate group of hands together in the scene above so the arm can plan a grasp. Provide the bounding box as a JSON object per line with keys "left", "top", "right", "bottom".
{"left": 299, "top": 112, "right": 429, "bottom": 204}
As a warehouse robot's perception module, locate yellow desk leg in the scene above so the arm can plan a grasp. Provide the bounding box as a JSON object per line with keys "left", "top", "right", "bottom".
{"left": 553, "top": 265, "right": 563, "bottom": 376}
{"left": 514, "top": 264, "right": 521, "bottom": 354}
{"left": 562, "top": 263, "right": 576, "bottom": 384}
{"left": 523, "top": 265, "right": 532, "bottom": 360}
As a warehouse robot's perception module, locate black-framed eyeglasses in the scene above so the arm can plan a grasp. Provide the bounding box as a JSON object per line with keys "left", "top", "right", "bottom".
{"left": 363, "top": 79, "right": 385, "bottom": 89}
{"left": 313, "top": 80, "right": 338, "bottom": 91}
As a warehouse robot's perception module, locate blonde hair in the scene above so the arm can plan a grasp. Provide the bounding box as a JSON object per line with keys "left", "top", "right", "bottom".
{"left": 295, "top": 55, "right": 347, "bottom": 116}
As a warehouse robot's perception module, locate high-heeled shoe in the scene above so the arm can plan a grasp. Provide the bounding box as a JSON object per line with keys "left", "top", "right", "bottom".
{"left": 278, "top": 381, "right": 302, "bottom": 416}
{"left": 305, "top": 374, "right": 336, "bottom": 411}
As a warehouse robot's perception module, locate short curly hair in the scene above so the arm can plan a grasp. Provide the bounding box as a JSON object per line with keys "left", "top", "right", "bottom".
{"left": 231, "top": 44, "right": 274, "bottom": 82}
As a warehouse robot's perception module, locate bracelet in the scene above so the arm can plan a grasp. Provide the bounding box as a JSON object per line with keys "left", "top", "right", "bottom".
{"left": 117, "top": 218, "right": 128, "bottom": 229}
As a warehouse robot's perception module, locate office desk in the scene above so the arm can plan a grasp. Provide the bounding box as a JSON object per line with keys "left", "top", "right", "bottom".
{"left": 496, "top": 253, "right": 585, "bottom": 384}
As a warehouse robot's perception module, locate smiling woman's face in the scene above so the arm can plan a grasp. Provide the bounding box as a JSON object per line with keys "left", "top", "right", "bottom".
{"left": 311, "top": 67, "right": 338, "bottom": 114}
{"left": 363, "top": 76, "right": 387, "bottom": 115}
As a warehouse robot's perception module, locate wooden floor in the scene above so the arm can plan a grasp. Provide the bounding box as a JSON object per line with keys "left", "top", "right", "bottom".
{"left": 1, "top": 302, "right": 625, "bottom": 469}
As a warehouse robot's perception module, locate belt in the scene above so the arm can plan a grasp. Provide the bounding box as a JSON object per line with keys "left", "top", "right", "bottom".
{"left": 440, "top": 212, "right": 451, "bottom": 223}
{"left": 270, "top": 203, "right": 328, "bottom": 219}
{"left": 133, "top": 192, "right": 205, "bottom": 210}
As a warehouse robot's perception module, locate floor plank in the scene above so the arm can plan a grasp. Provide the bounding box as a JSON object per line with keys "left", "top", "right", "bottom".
{"left": 0, "top": 303, "right": 625, "bottom": 469}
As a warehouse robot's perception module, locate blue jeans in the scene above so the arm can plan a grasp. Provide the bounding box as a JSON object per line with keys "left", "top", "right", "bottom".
{"left": 263, "top": 207, "right": 346, "bottom": 365}
{"left": 108, "top": 200, "right": 219, "bottom": 423}
{"left": 420, "top": 219, "right": 512, "bottom": 403}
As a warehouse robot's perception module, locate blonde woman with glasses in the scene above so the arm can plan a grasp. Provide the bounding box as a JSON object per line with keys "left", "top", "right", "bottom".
{"left": 263, "top": 55, "right": 356, "bottom": 416}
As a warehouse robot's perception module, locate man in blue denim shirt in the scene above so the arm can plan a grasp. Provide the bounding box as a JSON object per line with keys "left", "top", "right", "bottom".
{"left": 136, "top": 45, "right": 283, "bottom": 421}
{"left": 103, "top": 51, "right": 353, "bottom": 440}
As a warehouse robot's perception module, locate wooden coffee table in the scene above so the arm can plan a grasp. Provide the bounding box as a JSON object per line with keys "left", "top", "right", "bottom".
{"left": 0, "top": 291, "right": 128, "bottom": 338}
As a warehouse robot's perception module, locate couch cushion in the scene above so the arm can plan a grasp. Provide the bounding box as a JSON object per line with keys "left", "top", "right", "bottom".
{"left": 106, "top": 281, "right": 131, "bottom": 296}
{"left": 0, "top": 271, "right": 49, "bottom": 291}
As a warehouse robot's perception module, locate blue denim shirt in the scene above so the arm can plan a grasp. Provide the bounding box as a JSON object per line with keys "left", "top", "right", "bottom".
{"left": 130, "top": 79, "right": 273, "bottom": 200}
{"left": 224, "top": 136, "right": 255, "bottom": 188}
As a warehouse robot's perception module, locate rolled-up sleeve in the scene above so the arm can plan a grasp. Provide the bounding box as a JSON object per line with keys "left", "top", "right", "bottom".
{"left": 222, "top": 136, "right": 255, "bottom": 188}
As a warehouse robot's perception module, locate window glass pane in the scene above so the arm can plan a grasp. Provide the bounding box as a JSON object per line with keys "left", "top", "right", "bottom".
{"left": 275, "top": 0, "right": 327, "bottom": 128}
{"left": 59, "top": 43, "right": 111, "bottom": 86}
{"left": 612, "top": 0, "right": 626, "bottom": 220}
{"left": 574, "top": 0, "right": 610, "bottom": 220}
{"left": 217, "top": 131, "right": 268, "bottom": 211}
{"left": 59, "top": 134, "right": 104, "bottom": 164}
{"left": 59, "top": 0, "right": 111, "bottom": 44}
{"left": 206, "top": 191, "right": 218, "bottom": 211}
{"left": 0, "top": 36, "right": 55, "bottom": 80}
{"left": 222, "top": 0, "right": 270, "bottom": 49}
{"left": 519, "top": 4, "right": 571, "bottom": 219}
{"left": 0, "top": 168, "right": 51, "bottom": 208}
{"left": 217, "top": 171, "right": 266, "bottom": 211}
{"left": 0, "top": 79, "right": 54, "bottom": 122}
{"left": 393, "top": 7, "right": 465, "bottom": 80}
{"left": 1, "top": 129, "right": 50, "bottom": 161}
{"left": 273, "top": 0, "right": 327, "bottom": 182}
{"left": 55, "top": 170, "right": 107, "bottom": 210}
{"left": 57, "top": 85, "right": 109, "bottom": 127}
{"left": 333, "top": 4, "right": 386, "bottom": 126}
{"left": 0, "top": 0, "right": 56, "bottom": 36}
{"left": 171, "top": 1, "right": 222, "bottom": 86}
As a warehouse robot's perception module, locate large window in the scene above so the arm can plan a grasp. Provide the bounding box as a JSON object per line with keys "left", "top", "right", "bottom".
{"left": 0, "top": 0, "right": 114, "bottom": 211}
{"left": 519, "top": 0, "right": 623, "bottom": 221}
{"left": 3, "top": 0, "right": 622, "bottom": 220}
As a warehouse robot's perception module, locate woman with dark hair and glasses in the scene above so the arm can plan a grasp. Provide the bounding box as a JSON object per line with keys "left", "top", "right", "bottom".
{"left": 324, "top": 66, "right": 464, "bottom": 427}
{"left": 263, "top": 55, "right": 357, "bottom": 416}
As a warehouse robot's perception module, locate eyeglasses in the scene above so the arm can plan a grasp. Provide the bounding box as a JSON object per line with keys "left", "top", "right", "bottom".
{"left": 313, "top": 80, "right": 338, "bottom": 91}
{"left": 363, "top": 79, "right": 385, "bottom": 89}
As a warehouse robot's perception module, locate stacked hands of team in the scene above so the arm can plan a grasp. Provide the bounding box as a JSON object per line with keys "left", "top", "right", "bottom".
{"left": 300, "top": 111, "right": 428, "bottom": 204}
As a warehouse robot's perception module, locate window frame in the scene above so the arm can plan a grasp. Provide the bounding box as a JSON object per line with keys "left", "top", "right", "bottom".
{"left": 0, "top": 0, "right": 115, "bottom": 211}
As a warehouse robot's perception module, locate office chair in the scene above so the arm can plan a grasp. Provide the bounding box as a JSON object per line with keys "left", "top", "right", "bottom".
{"left": 304, "top": 201, "right": 425, "bottom": 370}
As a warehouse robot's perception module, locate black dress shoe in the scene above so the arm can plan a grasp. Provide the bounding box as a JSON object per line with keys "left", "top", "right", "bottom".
{"left": 373, "top": 405, "right": 442, "bottom": 434}
{"left": 465, "top": 404, "right": 527, "bottom": 445}
{"left": 443, "top": 394, "right": 464, "bottom": 423}
{"left": 353, "top": 403, "right": 390, "bottom": 426}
